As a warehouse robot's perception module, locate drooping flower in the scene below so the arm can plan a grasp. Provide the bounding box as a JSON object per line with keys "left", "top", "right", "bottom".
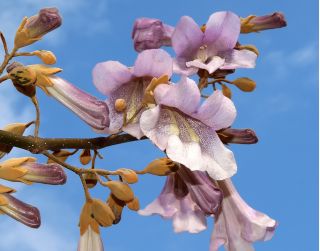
{"left": 0, "top": 157, "right": 66, "bottom": 185}
{"left": 93, "top": 48, "right": 172, "bottom": 138}
{"left": 78, "top": 199, "right": 115, "bottom": 251}
{"left": 140, "top": 76, "right": 237, "bottom": 180}
{"left": 0, "top": 184, "right": 40, "bottom": 228}
{"left": 7, "top": 63, "right": 110, "bottom": 131}
{"left": 14, "top": 8, "right": 62, "bottom": 48}
{"left": 241, "top": 12, "right": 287, "bottom": 34}
{"left": 210, "top": 179, "right": 277, "bottom": 251}
{"left": 132, "top": 18, "right": 174, "bottom": 52}
{"left": 172, "top": 11, "right": 257, "bottom": 75}
{"left": 139, "top": 165, "right": 222, "bottom": 233}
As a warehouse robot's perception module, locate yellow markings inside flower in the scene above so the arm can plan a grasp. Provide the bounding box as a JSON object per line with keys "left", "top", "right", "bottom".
{"left": 143, "top": 74, "right": 169, "bottom": 105}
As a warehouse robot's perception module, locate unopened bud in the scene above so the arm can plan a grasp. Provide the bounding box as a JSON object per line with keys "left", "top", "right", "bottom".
{"left": 116, "top": 168, "right": 138, "bottom": 184}
{"left": 221, "top": 84, "right": 232, "bottom": 99}
{"left": 241, "top": 12, "right": 287, "bottom": 34}
{"left": 33, "top": 50, "right": 57, "bottom": 65}
{"left": 83, "top": 173, "right": 97, "bottom": 189}
{"left": 126, "top": 197, "right": 140, "bottom": 211}
{"left": 92, "top": 199, "right": 115, "bottom": 227}
{"left": 107, "top": 194, "right": 125, "bottom": 224}
{"left": 132, "top": 18, "right": 174, "bottom": 52}
{"left": 232, "top": 77, "right": 256, "bottom": 92}
{"left": 114, "top": 99, "right": 127, "bottom": 112}
{"left": 80, "top": 149, "right": 91, "bottom": 165}
{"left": 218, "top": 128, "right": 258, "bottom": 144}
{"left": 141, "top": 158, "right": 179, "bottom": 176}
{"left": 14, "top": 8, "right": 62, "bottom": 48}
{"left": 105, "top": 181, "right": 134, "bottom": 202}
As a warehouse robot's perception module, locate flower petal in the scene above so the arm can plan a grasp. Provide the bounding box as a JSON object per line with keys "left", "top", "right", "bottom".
{"left": 47, "top": 77, "right": 110, "bottom": 131}
{"left": 172, "top": 16, "right": 203, "bottom": 59}
{"left": 154, "top": 76, "right": 200, "bottom": 114}
{"left": 133, "top": 49, "right": 173, "bottom": 78}
{"left": 220, "top": 49, "right": 257, "bottom": 70}
{"left": 173, "top": 58, "right": 199, "bottom": 76}
{"left": 78, "top": 226, "right": 104, "bottom": 251}
{"left": 210, "top": 179, "right": 277, "bottom": 251}
{"left": 92, "top": 61, "right": 133, "bottom": 96}
{"left": 186, "top": 56, "right": 225, "bottom": 74}
{"left": 140, "top": 106, "right": 237, "bottom": 180}
{"left": 194, "top": 90, "right": 236, "bottom": 130}
{"left": 204, "top": 11, "right": 240, "bottom": 54}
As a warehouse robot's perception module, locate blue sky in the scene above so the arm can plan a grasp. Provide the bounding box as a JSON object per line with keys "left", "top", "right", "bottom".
{"left": 0, "top": 0, "right": 318, "bottom": 251}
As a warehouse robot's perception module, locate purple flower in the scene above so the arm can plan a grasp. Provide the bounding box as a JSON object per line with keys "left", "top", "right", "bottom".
{"left": 241, "top": 12, "right": 287, "bottom": 33}
{"left": 140, "top": 76, "right": 237, "bottom": 180}
{"left": 139, "top": 165, "right": 222, "bottom": 233}
{"left": 93, "top": 49, "right": 172, "bottom": 138}
{"left": 47, "top": 77, "right": 110, "bottom": 131}
{"left": 172, "top": 11, "right": 257, "bottom": 75}
{"left": 0, "top": 187, "right": 40, "bottom": 228}
{"left": 0, "top": 157, "right": 66, "bottom": 185}
{"left": 210, "top": 179, "right": 277, "bottom": 251}
{"left": 132, "top": 18, "right": 174, "bottom": 52}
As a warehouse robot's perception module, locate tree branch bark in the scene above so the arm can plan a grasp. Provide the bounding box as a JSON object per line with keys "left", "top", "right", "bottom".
{"left": 0, "top": 130, "right": 146, "bottom": 153}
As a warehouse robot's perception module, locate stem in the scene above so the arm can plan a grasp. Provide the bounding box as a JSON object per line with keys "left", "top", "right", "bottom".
{"left": 0, "top": 129, "right": 146, "bottom": 153}
{"left": 0, "top": 32, "right": 9, "bottom": 55}
{"left": 0, "top": 47, "right": 18, "bottom": 75}
{"left": 0, "top": 75, "right": 8, "bottom": 84}
{"left": 208, "top": 78, "right": 233, "bottom": 85}
{"left": 79, "top": 174, "right": 92, "bottom": 201}
{"left": 42, "top": 150, "right": 80, "bottom": 173}
{"left": 31, "top": 96, "right": 40, "bottom": 137}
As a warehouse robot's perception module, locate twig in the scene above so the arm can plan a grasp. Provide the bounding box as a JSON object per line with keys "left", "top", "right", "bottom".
{"left": 31, "top": 96, "right": 40, "bottom": 137}
{"left": 0, "top": 32, "right": 9, "bottom": 55}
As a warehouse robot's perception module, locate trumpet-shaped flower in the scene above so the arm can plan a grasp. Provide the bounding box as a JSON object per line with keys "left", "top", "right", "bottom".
{"left": 139, "top": 165, "right": 222, "bottom": 233}
{"left": 172, "top": 11, "right": 257, "bottom": 75}
{"left": 210, "top": 179, "right": 277, "bottom": 251}
{"left": 93, "top": 49, "right": 172, "bottom": 138}
{"left": 140, "top": 76, "right": 237, "bottom": 180}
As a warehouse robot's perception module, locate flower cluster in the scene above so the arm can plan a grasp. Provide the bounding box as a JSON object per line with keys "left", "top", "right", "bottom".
{"left": 0, "top": 7, "right": 286, "bottom": 251}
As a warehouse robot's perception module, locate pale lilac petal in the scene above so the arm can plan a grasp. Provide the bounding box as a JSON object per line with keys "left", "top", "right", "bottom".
{"left": 133, "top": 49, "right": 173, "bottom": 78}
{"left": 154, "top": 77, "right": 200, "bottom": 114}
{"left": 220, "top": 49, "right": 257, "bottom": 70}
{"left": 140, "top": 106, "right": 237, "bottom": 180}
{"left": 172, "top": 16, "right": 203, "bottom": 59}
{"left": 106, "top": 79, "right": 148, "bottom": 137}
{"left": 48, "top": 77, "right": 110, "bottom": 131}
{"left": 78, "top": 226, "right": 104, "bottom": 251}
{"left": 194, "top": 90, "right": 236, "bottom": 130}
{"left": 92, "top": 61, "right": 133, "bottom": 96}
{"left": 172, "top": 196, "right": 207, "bottom": 233}
{"left": 210, "top": 179, "right": 277, "bottom": 251}
{"left": 186, "top": 56, "right": 225, "bottom": 74}
{"left": 204, "top": 11, "right": 240, "bottom": 54}
{"left": 173, "top": 58, "right": 199, "bottom": 76}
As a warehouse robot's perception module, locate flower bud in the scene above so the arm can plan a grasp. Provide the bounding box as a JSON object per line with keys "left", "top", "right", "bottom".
{"left": 0, "top": 192, "right": 40, "bottom": 228}
{"left": 221, "top": 84, "right": 232, "bottom": 99}
{"left": 132, "top": 18, "right": 174, "bottom": 52}
{"left": 116, "top": 168, "right": 138, "bottom": 184}
{"left": 141, "top": 158, "right": 179, "bottom": 176}
{"left": 0, "top": 122, "right": 33, "bottom": 159}
{"left": 232, "top": 77, "right": 256, "bottom": 92}
{"left": 107, "top": 194, "right": 125, "bottom": 224}
{"left": 80, "top": 149, "right": 92, "bottom": 165}
{"left": 83, "top": 173, "right": 98, "bottom": 189}
{"left": 0, "top": 157, "right": 67, "bottom": 185}
{"left": 47, "top": 150, "right": 73, "bottom": 164}
{"left": 105, "top": 181, "right": 134, "bottom": 202}
{"left": 241, "top": 12, "right": 287, "bottom": 34}
{"left": 114, "top": 99, "right": 127, "bottom": 112}
{"left": 237, "top": 44, "right": 259, "bottom": 56}
{"left": 33, "top": 50, "right": 57, "bottom": 65}
{"left": 218, "top": 128, "right": 258, "bottom": 144}
{"left": 126, "top": 197, "right": 140, "bottom": 211}
{"left": 14, "top": 8, "right": 62, "bottom": 48}
{"left": 91, "top": 199, "right": 115, "bottom": 227}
